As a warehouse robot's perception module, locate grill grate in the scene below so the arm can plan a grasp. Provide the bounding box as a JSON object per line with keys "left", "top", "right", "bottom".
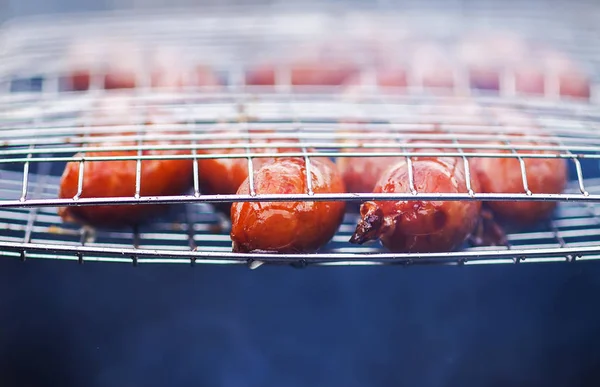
{"left": 1, "top": 6, "right": 600, "bottom": 267}
{"left": 2, "top": 168, "right": 600, "bottom": 266}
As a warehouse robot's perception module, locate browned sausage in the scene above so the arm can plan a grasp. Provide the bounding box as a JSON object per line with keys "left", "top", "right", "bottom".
{"left": 337, "top": 148, "right": 403, "bottom": 194}
{"left": 336, "top": 128, "right": 452, "bottom": 195}
{"left": 197, "top": 130, "right": 301, "bottom": 196}
{"left": 350, "top": 156, "right": 481, "bottom": 253}
{"left": 230, "top": 157, "right": 346, "bottom": 253}
{"left": 58, "top": 125, "right": 194, "bottom": 227}
{"left": 469, "top": 135, "right": 568, "bottom": 226}
{"left": 67, "top": 42, "right": 221, "bottom": 91}
{"left": 458, "top": 107, "right": 569, "bottom": 226}
{"left": 246, "top": 61, "right": 358, "bottom": 87}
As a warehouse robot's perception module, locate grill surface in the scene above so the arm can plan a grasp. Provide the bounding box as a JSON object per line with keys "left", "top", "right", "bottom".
{"left": 1, "top": 5, "right": 600, "bottom": 267}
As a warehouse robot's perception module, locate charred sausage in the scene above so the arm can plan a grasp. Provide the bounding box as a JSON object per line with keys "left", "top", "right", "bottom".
{"left": 350, "top": 156, "right": 481, "bottom": 253}
{"left": 230, "top": 157, "right": 346, "bottom": 253}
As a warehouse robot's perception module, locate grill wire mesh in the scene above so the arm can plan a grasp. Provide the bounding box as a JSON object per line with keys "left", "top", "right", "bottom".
{"left": 1, "top": 4, "right": 600, "bottom": 267}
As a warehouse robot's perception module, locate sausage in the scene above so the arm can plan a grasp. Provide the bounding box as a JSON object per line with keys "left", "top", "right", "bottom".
{"left": 458, "top": 33, "right": 528, "bottom": 92}
{"left": 469, "top": 136, "right": 567, "bottom": 226}
{"left": 230, "top": 157, "right": 346, "bottom": 253}
{"left": 350, "top": 156, "right": 482, "bottom": 253}
{"left": 67, "top": 41, "right": 221, "bottom": 91}
{"left": 58, "top": 117, "right": 194, "bottom": 227}
{"left": 246, "top": 61, "right": 358, "bottom": 87}
{"left": 514, "top": 63, "right": 545, "bottom": 96}
{"left": 197, "top": 130, "right": 301, "bottom": 196}
{"left": 411, "top": 43, "right": 455, "bottom": 90}
{"left": 337, "top": 147, "right": 403, "bottom": 194}
{"left": 461, "top": 108, "right": 568, "bottom": 225}
{"left": 66, "top": 41, "right": 141, "bottom": 91}
{"left": 335, "top": 127, "right": 454, "bottom": 195}
{"left": 245, "top": 39, "right": 358, "bottom": 87}
{"left": 541, "top": 49, "right": 591, "bottom": 100}
{"left": 149, "top": 46, "right": 222, "bottom": 89}
{"left": 341, "top": 67, "right": 408, "bottom": 99}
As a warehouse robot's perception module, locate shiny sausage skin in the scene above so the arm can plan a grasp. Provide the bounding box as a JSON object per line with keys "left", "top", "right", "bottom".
{"left": 470, "top": 137, "right": 568, "bottom": 226}
{"left": 58, "top": 143, "right": 193, "bottom": 228}
{"left": 350, "top": 157, "right": 481, "bottom": 253}
{"left": 230, "top": 157, "right": 346, "bottom": 253}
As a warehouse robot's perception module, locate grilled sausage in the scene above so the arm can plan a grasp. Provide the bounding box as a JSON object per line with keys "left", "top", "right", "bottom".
{"left": 462, "top": 108, "right": 569, "bottom": 225}
{"left": 337, "top": 148, "right": 403, "bottom": 194}
{"left": 246, "top": 61, "right": 358, "bottom": 87}
{"left": 58, "top": 115, "right": 194, "bottom": 227}
{"left": 67, "top": 41, "right": 221, "bottom": 91}
{"left": 469, "top": 136, "right": 567, "bottom": 226}
{"left": 542, "top": 50, "right": 591, "bottom": 100}
{"left": 336, "top": 128, "right": 453, "bottom": 195}
{"left": 350, "top": 156, "right": 481, "bottom": 253}
{"left": 412, "top": 43, "right": 455, "bottom": 90}
{"left": 197, "top": 130, "right": 301, "bottom": 197}
{"left": 230, "top": 157, "right": 346, "bottom": 253}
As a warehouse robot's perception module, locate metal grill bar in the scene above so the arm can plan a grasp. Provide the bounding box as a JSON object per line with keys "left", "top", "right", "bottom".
{"left": 1, "top": 239, "right": 600, "bottom": 265}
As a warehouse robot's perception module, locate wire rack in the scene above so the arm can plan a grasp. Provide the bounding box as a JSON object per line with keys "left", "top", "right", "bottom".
{"left": 1, "top": 4, "right": 600, "bottom": 267}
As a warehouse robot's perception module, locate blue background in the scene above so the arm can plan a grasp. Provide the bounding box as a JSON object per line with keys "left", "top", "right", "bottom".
{"left": 2, "top": 1, "right": 600, "bottom": 386}
{"left": 1, "top": 259, "right": 600, "bottom": 386}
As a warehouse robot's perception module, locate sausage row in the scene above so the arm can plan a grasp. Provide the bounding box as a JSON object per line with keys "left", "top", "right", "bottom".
{"left": 63, "top": 34, "right": 591, "bottom": 100}
{"left": 57, "top": 103, "right": 568, "bottom": 254}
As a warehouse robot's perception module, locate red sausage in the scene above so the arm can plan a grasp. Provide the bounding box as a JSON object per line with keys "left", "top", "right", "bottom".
{"left": 458, "top": 33, "right": 528, "bottom": 92}
{"left": 66, "top": 41, "right": 141, "bottom": 91}
{"left": 337, "top": 147, "right": 403, "bottom": 194}
{"left": 342, "top": 67, "right": 408, "bottom": 98}
{"left": 58, "top": 149, "right": 193, "bottom": 227}
{"left": 230, "top": 157, "right": 346, "bottom": 253}
{"left": 58, "top": 114, "right": 193, "bottom": 227}
{"left": 197, "top": 130, "right": 301, "bottom": 196}
{"left": 411, "top": 43, "right": 455, "bottom": 90}
{"left": 514, "top": 63, "right": 545, "bottom": 96}
{"left": 350, "top": 156, "right": 481, "bottom": 253}
{"left": 67, "top": 42, "right": 221, "bottom": 91}
{"left": 246, "top": 61, "right": 358, "bottom": 87}
{"left": 469, "top": 135, "right": 568, "bottom": 225}
{"left": 542, "top": 50, "right": 591, "bottom": 100}
{"left": 463, "top": 108, "right": 569, "bottom": 225}
{"left": 336, "top": 127, "right": 454, "bottom": 195}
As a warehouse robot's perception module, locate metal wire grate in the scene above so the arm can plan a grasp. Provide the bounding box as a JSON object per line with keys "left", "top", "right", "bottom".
{"left": 1, "top": 6, "right": 600, "bottom": 267}
{"left": 2, "top": 167, "right": 600, "bottom": 267}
